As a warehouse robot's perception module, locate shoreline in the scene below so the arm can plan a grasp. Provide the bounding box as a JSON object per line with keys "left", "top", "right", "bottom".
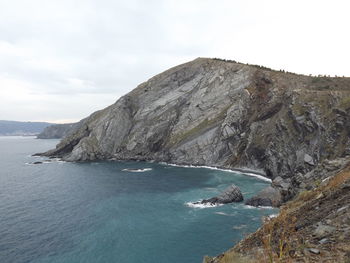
{"left": 159, "top": 162, "right": 271, "bottom": 182}
{"left": 30, "top": 152, "right": 272, "bottom": 183}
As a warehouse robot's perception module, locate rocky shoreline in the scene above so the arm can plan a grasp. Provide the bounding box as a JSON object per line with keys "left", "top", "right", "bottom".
{"left": 36, "top": 58, "right": 350, "bottom": 262}
{"left": 205, "top": 156, "right": 350, "bottom": 263}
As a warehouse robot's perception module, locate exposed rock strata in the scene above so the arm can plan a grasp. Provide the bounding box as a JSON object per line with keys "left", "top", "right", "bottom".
{"left": 39, "top": 58, "right": 350, "bottom": 203}
{"left": 205, "top": 157, "right": 350, "bottom": 263}
{"left": 245, "top": 186, "right": 282, "bottom": 207}
{"left": 37, "top": 58, "right": 350, "bottom": 262}
{"left": 195, "top": 184, "right": 243, "bottom": 205}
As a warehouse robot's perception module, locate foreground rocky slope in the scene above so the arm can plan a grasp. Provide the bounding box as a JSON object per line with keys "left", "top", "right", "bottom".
{"left": 42, "top": 58, "right": 350, "bottom": 187}
{"left": 205, "top": 157, "right": 350, "bottom": 263}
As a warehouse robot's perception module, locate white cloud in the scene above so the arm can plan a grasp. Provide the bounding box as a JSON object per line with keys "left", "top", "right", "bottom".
{"left": 0, "top": 0, "right": 349, "bottom": 122}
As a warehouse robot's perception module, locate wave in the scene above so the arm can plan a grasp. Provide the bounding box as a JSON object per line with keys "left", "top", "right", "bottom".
{"left": 232, "top": 224, "right": 247, "bottom": 230}
{"left": 122, "top": 168, "right": 153, "bottom": 173}
{"left": 214, "top": 212, "right": 234, "bottom": 216}
{"left": 243, "top": 205, "right": 275, "bottom": 209}
{"left": 25, "top": 158, "right": 67, "bottom": 165}
{"left": 163, "top": 163, "right": 271, "bottom": 182}
{"left": 185, "top": 201, "right": 223, "bottom": 209}
{"left": 268, "top": 214, "right": 278, "bottom": 218}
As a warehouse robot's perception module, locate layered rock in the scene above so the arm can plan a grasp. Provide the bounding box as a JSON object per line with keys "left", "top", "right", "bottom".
{"left": 195, "top": 184, "right": 243, "bottom": 205}
{"left": 245, "top": 186, "right": 282, "bottom": 207}
{"left": 205, "top": 157, "right": 350, "bottom": 263}
{"left": 40, "top": 58, "right": 350, "bottom": 194}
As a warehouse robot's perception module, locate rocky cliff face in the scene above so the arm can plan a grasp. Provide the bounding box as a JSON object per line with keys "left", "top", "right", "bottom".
{"left": 42, "top": 58, "right": 350, "bottom": 185}
{"left": 205, "top": 157, "right": 350, "bottom": 263}
{"left": 37, "top": 123, "right": 77, "bottom": 139}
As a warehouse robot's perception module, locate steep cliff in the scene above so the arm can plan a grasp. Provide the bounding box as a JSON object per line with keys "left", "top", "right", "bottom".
{"left": 42, "top": 58, "right": 350, "bottom": 185}
{"left": 205, "top": 156, "right": 350, "bottom": 263}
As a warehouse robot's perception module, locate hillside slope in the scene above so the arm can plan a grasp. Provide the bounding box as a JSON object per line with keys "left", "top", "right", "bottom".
{"left": 205, "top": 156, "right": 350, "bottom": 263}
{"left": 42, "top": 58, "right": 350, "bottom": 186}
{"left": 0, "top": 120, "right": 53, "bottom": 136}
{"left": 37, "top": 123, "right": 78, "bottom": 139}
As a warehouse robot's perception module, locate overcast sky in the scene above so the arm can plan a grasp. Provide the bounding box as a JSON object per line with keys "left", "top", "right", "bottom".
{"left": 1, "top": 0, "right": 349, "bottom": 123}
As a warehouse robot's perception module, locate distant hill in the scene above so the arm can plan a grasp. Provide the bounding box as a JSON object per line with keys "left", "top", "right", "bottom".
{"left": 0, "top": 120, "right": 54, "bottom": 136}
{"left": 37, "top": 123, "right": 78, "bottom": 139}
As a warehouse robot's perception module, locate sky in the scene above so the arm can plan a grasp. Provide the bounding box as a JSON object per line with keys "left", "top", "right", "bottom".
{"left": 0, "top": 0, "right": 349, "bottom": 123}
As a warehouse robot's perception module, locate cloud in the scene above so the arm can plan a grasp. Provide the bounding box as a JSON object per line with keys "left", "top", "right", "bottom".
{"left": 0, "top": 0, "right": 349, "bottom": 122}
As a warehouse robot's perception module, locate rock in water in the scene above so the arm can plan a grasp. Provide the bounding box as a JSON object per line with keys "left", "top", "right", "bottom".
{"left": 199, "top": 184, "right": 243, "bottom": 205}
{"left": 245, "top": 186, "right": 282, "bottom": 207}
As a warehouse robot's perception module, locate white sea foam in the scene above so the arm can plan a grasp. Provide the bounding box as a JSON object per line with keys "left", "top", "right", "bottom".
{"left": 268, "top": 214, "right": 278, "bottom": 218}
{"left": 29, "top": 155, "right": 42, "bottom": 158}
{"left": 244, "top": 205, "right": 275, "bottom": 210}
{"left": 232, "top": 224, "right": 247, "bottom": 230}
{"left": 164, "top": 163, "right": 271, "bottom": 182}
{"left": 25, "top": 158, "right": 67, "bottom": 165}
{"left": 214, "top": 212, "right": 232, "bottom": 216}
{"left": 185, "top": 201, "right": 223, "bottom": 209}
{"left": 122, "top": 168, "right": 153, "bottom": 173}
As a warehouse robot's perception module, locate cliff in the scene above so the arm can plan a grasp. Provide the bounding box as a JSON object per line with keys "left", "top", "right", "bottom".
{"left": 205, "top": 156, "right": 350, "bottom": 263}
{"left": 37, "top": 123, "right": 77, "bottom": 139}
{"left": 41, "top": 58, "right": 350, "bottom": 185}
{"left": 40, "top": 58, "right": 350, "bottom": 262}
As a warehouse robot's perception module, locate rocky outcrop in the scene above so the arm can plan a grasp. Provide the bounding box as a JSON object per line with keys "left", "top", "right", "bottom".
{"left": 37, "top": 57, "right": 350, "bottom": 262}
{"left": 195, "top": 184, "right": 243, "bottom": 205}
{"left": 37, "top": 123, "right": 78, "bottom": 139}
{"left": 245, "top": 186, "right": 282, "bottom": 207}
{"left": 39, "top": 58, "right": 350, "bottom": 188}
{"left": 206, "top": 157, "right": 350, "bottom": 263}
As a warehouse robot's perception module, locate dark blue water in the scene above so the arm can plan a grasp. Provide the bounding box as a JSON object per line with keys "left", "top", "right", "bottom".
{"left": 0, "top": 137, "right": 277, "bottom": 263}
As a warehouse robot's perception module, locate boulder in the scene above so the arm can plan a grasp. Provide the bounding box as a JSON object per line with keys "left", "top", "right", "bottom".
{"left": 304, "top": 154, "right": 315, "bottom": 166}
{"left": 197, "top": 184, "right": 243, "bottom": 205}
{"left": 245, "top": 186, "right": 282, "bottom": 207}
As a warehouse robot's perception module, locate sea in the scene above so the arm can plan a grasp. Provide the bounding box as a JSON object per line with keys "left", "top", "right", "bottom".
{"left": 0, "top": 136, "right": 277, "bottom": 263}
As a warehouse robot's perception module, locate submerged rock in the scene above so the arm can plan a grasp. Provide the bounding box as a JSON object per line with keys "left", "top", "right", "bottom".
{"left": 197, "top": 184, "right": 243, "bottom": 205}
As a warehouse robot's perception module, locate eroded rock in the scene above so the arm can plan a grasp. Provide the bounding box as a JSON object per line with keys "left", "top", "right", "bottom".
{"left": 245, "top": 186, "right": 282, "bottom": 207}
{"left": 197, "top": 184, "right": 243, "bottom": 205}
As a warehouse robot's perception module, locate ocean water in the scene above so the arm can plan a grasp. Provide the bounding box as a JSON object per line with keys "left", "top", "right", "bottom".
{"left": 0, "top": 137, "right": 277, "bottom": 263}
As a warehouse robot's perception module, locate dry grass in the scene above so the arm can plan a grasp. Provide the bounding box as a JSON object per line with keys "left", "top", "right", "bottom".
{"left": 254, "top": 165, "right": 350, "bottom": 263}
{"left": 259, "top": 210, "right": 303, "bottom": 263}
{"left": 213, "top": 162, "right": 350, "bottom": 263}
{"left": 326, "top": 170, "right": 350, "bottom": 190}
{"left": 217, "top": 253, "right": 254, "bottom": 263}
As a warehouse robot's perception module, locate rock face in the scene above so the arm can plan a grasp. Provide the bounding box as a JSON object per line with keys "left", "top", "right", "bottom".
{"left": 245, "top": 186, "right": 282, "bottom": 207}
{"left": 196, "top": 184, "right": 243, "bottom": 205}
{"left": 41, "top": 58, "right": 350, "bottom": 190}
{"left": 206, "top": 157, "right": 350, "bottom": 263}
{"left": 37, "top": 123, "right": 78, "bottom": 139}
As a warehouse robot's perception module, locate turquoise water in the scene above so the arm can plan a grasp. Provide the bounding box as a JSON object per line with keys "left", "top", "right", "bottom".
{"left": 0, "top": 137, "right": 277, "bottom": 263}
